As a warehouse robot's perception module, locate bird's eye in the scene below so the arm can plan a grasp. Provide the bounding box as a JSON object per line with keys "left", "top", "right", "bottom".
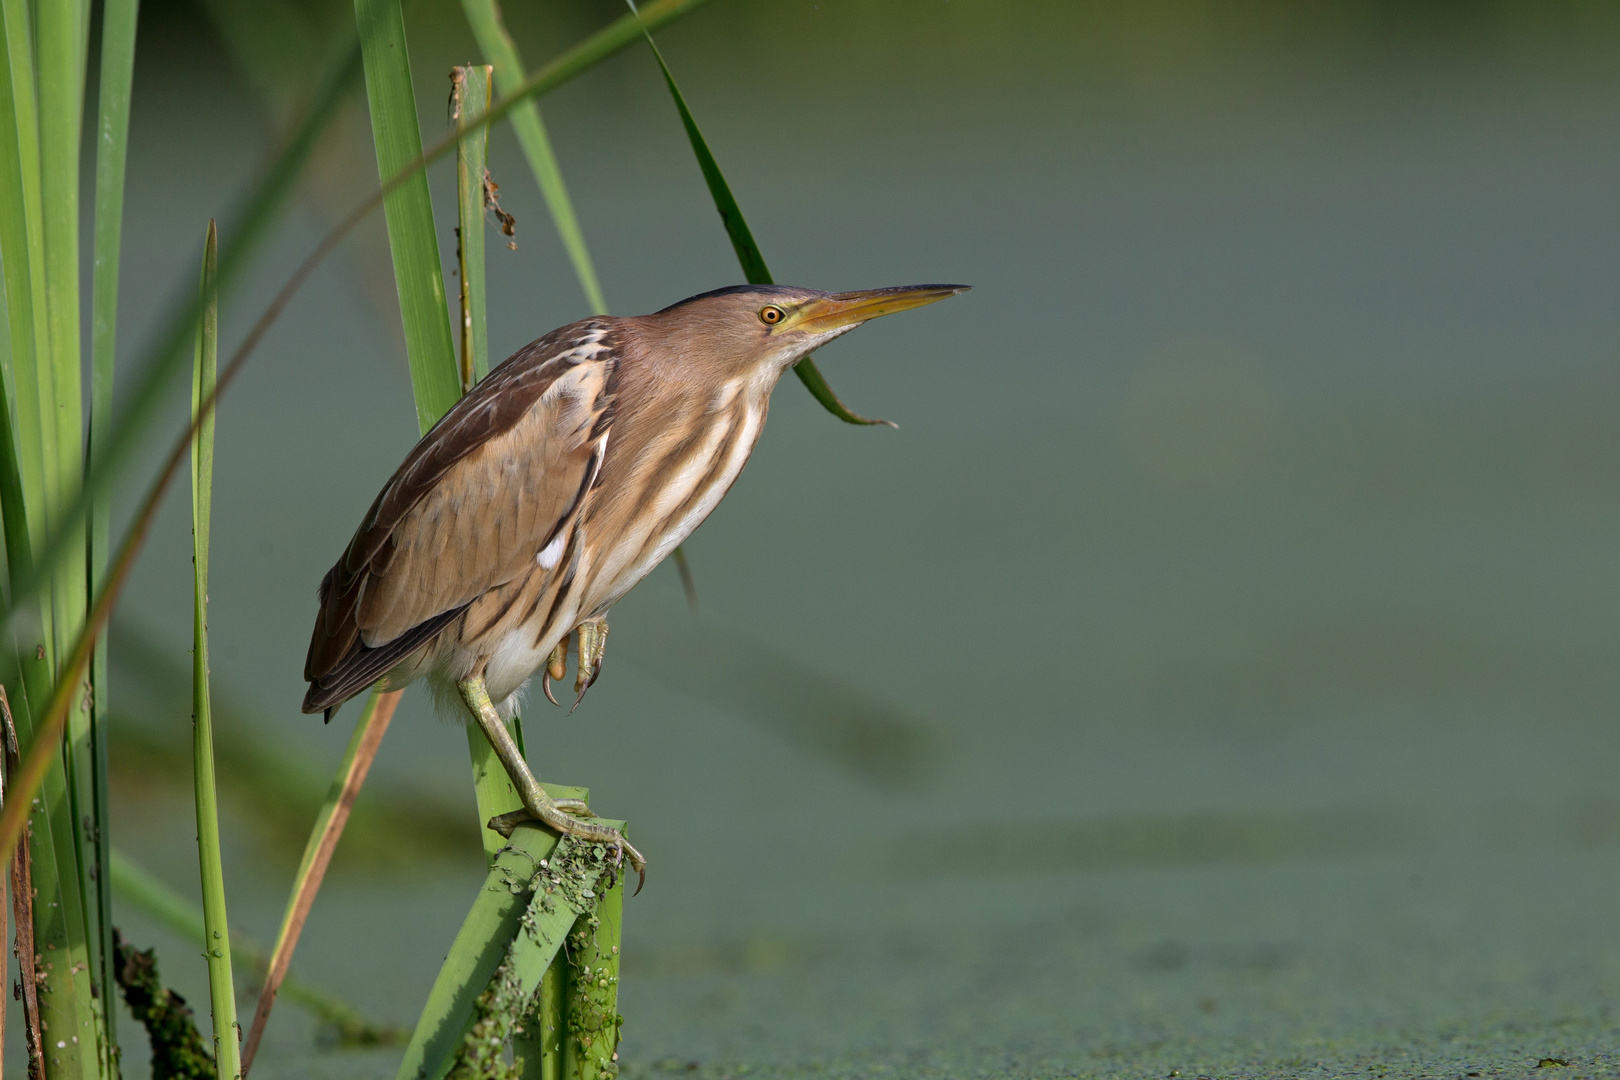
{"left": 759, "top": 305, "right": 785, "bottom": 325}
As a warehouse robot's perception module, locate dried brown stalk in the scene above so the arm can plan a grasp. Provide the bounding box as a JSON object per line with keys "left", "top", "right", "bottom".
{"left": 239, "top": 688, "right": 402, "bottom": 1074}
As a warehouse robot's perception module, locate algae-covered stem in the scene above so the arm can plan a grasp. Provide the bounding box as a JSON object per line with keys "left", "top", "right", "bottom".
{"left": 563, "top": 863, "right": 625, "bottom": 1080}
{"left": 446, "top": 832, "right": 627, "bottom": 1080}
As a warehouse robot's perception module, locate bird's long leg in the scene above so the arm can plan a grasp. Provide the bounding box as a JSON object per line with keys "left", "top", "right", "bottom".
{"left": 457, "top": 674, "right": 645, "bottom": 877}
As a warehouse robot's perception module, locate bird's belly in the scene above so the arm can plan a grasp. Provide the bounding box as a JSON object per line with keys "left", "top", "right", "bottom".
{"left": 583, "top": 403, "right": 764, "bottom": 616}
{"left": 481, "top": 625, "right": 562, "bottom": 705}
{"left": 415, "top": 556, "right": 586, "bottom": 716}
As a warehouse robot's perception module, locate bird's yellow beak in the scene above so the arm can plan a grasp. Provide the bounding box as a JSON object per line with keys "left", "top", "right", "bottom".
{"left": 780, "top": 284, "right": 970, "bottom": 335}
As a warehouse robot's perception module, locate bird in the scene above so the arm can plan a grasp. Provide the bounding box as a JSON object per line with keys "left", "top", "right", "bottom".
{"left": 301, "top": 282, "right": 968, "bottom": 879}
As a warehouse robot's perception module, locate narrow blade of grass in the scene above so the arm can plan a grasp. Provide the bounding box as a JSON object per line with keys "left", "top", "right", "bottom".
{"left": 87, "top": 0, "right": 140, "bottom": 1061}
{"left": 239, "top": 686, "right": 402, "bottom": 1075}
{"left": 190, "top": 220, "right": 240, "bottom": 1080}
{"left": 110, "top": 849, "right": 404, "bottom": 1046}
{"left": 355, "top": 0, "right": 460, "bottom": 433}
{"left": 460, "top": 0, "right": 607, "bottom": 314}
{"left": 627, "top": 1, "right": 892, "bottom": 427}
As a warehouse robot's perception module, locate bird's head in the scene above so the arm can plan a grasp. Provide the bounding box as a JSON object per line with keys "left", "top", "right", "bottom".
{"left": 643, "top": 283, "right": 969, "bottom": 382}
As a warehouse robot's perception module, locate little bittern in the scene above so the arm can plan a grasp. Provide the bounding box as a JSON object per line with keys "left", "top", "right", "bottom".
{"left": 302, "top": 283, "right": 967, "bottom": 877}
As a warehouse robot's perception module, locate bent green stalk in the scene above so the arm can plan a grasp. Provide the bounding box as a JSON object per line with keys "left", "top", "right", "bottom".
{"left": 191, "top": 221, "right": 241, "bottom": 1079}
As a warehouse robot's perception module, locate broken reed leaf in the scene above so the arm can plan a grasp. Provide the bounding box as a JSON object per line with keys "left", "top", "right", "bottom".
{"left": 394, "top": 811, "right": 589, "bottom": 1080}
{"left": 435, "top": 829, "right": 621, "bottom": 1080}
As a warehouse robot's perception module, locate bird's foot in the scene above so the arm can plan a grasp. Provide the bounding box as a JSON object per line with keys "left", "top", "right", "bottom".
{"left": 489, "top": 798, "right": 593, "bottom": 833}
{"left": 538, "top": 618, "right": 610, "bottom": 710}
{"left": 488, "top": 798, "right": 645, "bottom": 894}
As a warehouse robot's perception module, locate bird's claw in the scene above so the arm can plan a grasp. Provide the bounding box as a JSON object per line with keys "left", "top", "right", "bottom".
{"left": 569, "top": 619, "right": 608, "bottom": 713}
{"left": 539, "top": 621, "right": 607, "bottom": 710}
{"left": 614, "top": 835, "right": 647, "bottom": 896}
{"left": 540, "top": 641, "right": 566, "bottom": 706}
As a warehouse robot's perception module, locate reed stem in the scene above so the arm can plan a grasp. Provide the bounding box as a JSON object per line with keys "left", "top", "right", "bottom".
{"left": 88, "top": 0, "right": 140, "bottom": 1064}
{"left": 190, "top": 221, "right": 241, "bottom": 1080}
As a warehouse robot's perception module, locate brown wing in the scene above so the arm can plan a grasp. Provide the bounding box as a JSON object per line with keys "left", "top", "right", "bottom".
{"left": 302, "top": 320, "right": 618, "bottom": 711}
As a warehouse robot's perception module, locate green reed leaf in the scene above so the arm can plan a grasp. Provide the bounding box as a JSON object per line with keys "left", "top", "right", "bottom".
{"left": 9, "top": 0, "right": 105, "bottom": 1070}
{"left": 355, "top": 0, "right": 460, "bottom": 434}
{"left": 88, "top": 0, "right": 139, "bottom": 1057}
{"left": 627, "top": 2, "right": 892, "bottom": 427}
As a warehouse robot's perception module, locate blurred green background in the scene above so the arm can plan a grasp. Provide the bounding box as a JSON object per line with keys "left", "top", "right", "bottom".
{"left": 71, "top": 1, "right": 1620, "bottom": 1076}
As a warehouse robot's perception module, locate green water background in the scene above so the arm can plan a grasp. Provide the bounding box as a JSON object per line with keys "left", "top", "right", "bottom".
{"left": 70, "top": 1, "right": 1620, "bottom": 1076}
